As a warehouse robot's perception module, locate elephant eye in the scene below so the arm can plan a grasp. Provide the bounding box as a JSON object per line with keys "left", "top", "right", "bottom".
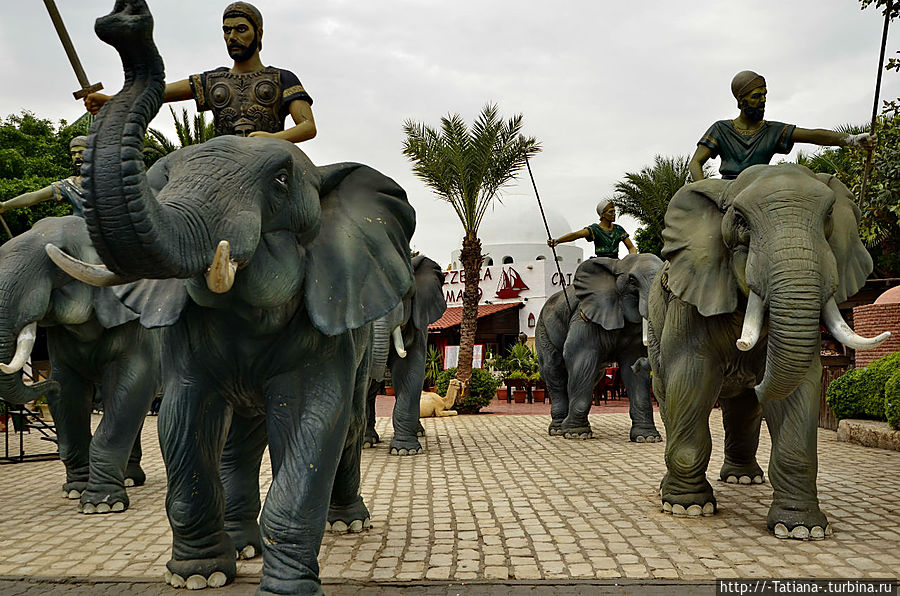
{"left": 734, "top": 212, "right": 750, "bottom": 244}
{"left": 275, "top": 172, "right": 289, "bottom": 187}
{"left": 824, "top": 207, "right": 834, "bottom": 239}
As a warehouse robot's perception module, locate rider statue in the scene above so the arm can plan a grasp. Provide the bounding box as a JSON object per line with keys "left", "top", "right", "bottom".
{"left": 548, "top": 199, "right": 638, "bottom": 259}
{"left": 0, "top": 136, "right": 87, "bottom": 216}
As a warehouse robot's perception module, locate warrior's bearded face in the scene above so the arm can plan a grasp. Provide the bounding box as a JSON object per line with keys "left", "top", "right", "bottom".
{"left": 69, "top": 146, "right": 85, "bottom": 176}
{"left": 223, "top": 17, "right": 259, "bottom": 62}
{"left": 740, "top": 86, "right": 767, "bottom": 122}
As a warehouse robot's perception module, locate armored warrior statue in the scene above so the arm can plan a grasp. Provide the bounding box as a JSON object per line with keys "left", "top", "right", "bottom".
{"left": 0, "top": 136, "right": 87, "bottom": 216}
{"left": 85, "top": 2, "right": 316, "bottom": 142}
{"left": 689, "top": 70, "right": 875, "bottom": 181}
{"left": 548, "top": 199, "right": 638, "bottom": 259}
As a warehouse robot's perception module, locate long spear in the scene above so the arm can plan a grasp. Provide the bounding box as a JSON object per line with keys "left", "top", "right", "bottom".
{"left": 523, "top": 151, "right": 573, "bottom": 316}
{"left": 859, "top": 0, "right": 894, "bottom": 206}
{"left": 0, "top": 215, "right": 12, "bottom": 240}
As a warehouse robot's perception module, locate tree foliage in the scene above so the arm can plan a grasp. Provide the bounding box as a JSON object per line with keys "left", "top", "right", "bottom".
{"left": 144, "top": 107, "right": 216, "bottom": 167}
{"left": 610, "top": 155, "right": 692, "bottom": 257}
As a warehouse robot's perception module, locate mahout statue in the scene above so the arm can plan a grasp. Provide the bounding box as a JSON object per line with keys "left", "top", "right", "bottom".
{"left": 0, "top": 215, "right": 159, "bottom": 513}
{"left": 536, "top": 253, "right": 663, "bottom": 441}
{"left": 648, "top": 163, "right": 890, "bottom": 539}
{"left": 50, "top": 1, "right": 415, "bottom": 592}
{"left": 84, "top": 1, "right": 316, "bottom": 143}
{"left": 548, "top": 199, "right": 637, "bottom": 258}
{"left": 689, "top": 70, "right": 876, "bottom": 182}
{"left": 365, "top": 255, "right": 446, "bottom": 456}
{"left": 0, "top": 136, "right": 88, "bottom": 216}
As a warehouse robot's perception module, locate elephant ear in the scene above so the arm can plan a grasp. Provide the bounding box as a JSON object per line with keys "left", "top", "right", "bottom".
{"left": 410, "top": 255, "right": 447, "bottom": 330}
{"left": 817, "top": 173, "right": 873, "bottom": 303}
{"left": 573, "top": 257, "right": 623, "bottom": 330}
{"left": 661, "top": 178, "right": 736, "bottom": 316}
{"left": 111, "top": 278, "right": 189, "bottom": 328}
{"left": 304, "top": 163, "right": 416, "bottom": 336}
{"left": 92, "top": 286, "right": 141, "bottom": 328}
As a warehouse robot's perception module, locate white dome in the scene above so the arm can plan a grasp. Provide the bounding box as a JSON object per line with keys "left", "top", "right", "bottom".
{"left": 478, "top": 201, "right": 575, "bottom": 244}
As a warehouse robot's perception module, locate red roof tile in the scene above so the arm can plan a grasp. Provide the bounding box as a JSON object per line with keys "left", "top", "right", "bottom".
{"left": 428, "top": 302, "right": 523, "bottom": 330}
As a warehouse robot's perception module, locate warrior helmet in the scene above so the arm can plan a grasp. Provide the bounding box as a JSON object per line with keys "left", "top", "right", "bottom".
{"left": 596, "top": 199, "right": 613, "bottom": 217}
{"left": 731, "top": 70, "right": 766, "bottom": 102}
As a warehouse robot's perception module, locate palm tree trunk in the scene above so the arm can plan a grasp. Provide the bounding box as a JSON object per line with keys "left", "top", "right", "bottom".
{"left": 456, "top": 234, "right": 483, "bottom": 395}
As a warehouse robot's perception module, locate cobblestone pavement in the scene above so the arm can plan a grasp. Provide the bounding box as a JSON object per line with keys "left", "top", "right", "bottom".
{"left": 0, "top": 405, "right": 898, "bottom": 593}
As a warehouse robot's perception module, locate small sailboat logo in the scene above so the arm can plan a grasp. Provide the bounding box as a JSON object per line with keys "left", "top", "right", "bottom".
{"left": 495, "top": 267, "right": 529, "bottom": 299}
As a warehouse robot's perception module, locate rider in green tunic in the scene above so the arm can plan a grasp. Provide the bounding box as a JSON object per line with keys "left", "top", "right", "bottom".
{"left": 549, "top": 199, "right": 637, "bottom": 259}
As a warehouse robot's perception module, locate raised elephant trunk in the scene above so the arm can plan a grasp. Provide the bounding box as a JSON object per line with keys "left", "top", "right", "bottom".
{"left": 81, "top": 2, "right": 209, "bottom": 279}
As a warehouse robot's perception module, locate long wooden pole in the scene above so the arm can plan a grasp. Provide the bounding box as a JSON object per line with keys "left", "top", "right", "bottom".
{"left": 859, "top": 0, "right": 893, "bottom": 206}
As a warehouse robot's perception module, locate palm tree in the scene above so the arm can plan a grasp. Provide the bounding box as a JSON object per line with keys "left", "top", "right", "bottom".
{"left": 402, "top": 103, "right": 540, "bottom": 392}
{"left": 611, "top": 155, "right": 693, "bottom": 257}
{"left": 143, "top": 107, "right": 216, "bottom": 165}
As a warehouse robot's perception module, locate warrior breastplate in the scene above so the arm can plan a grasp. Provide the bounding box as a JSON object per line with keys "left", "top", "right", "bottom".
{"left": 204, "top": 68, "right": 283, "bottom": 137}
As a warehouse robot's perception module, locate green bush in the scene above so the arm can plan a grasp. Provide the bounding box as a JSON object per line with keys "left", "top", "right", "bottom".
{"left": 862, "top": 351, "right": 900, "bottom": 418}
{"left": 826, "top": 367, "right": 868, "bottom": 420}
{"left": 885, "top": 369, "right": 900, "bottom": 430}
{"left": 826, "top": 351, "right": 900, "bottom": 421}
{"left": 435, "top": 367, "right": 499, "bottom": 415}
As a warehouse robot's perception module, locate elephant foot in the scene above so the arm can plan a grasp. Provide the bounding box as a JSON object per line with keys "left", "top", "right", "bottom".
{"left": 79, "top": 486, "right": 129, "bottom": 514}
{"left": 61, "top": 481, "right": 86, "bottom": 500}
{"left": 548, "top": 421, "right": 564, "bottom": 436}
{"left": 416, "top": 422, "right": 426, "bottom": 437}
{"left": 662, "top": 501, "right": 716, "bottom": 516}
{"left": 165, "top": 556, "right": 235, "bottom": 590}
{"left": 389, "top": 437, "right": 423, "bottom": 456}
{"left": 327, "top": 497, "right": 372, "bottom": 533}
{"left": 362, "top": 430, "right": 380, "bottom": 449}
{"left": 630, "top": 426, "right": 663, "bottom": 443}
{"left": 124, "top": 465, "right": 146, "bottom": 487}
{"left": 562, "top": 425, "right": 593, "bottom": 440}
{"left": 225, "top": 519, "right": 261, "bottom": 560}
{"left": 720, "top": 463, "right": 765, "bottom": 486}
{"left": 258, "top": 578, "right": 324, "bottom": 596}
{"left": 660, "top": 474, "right": 717, "bottom": 516}
{"left": 768, "top": 501, "right": 831, "bottom": 541}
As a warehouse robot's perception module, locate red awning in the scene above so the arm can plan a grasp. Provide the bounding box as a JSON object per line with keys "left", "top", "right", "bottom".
{"left": 428, "top": 303, "right": 523, "bottom": 331}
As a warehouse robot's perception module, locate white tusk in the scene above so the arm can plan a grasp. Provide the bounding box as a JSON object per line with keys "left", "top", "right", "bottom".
{"left": 392, "top": 326, "right": 407, "bottom": 358}
{"left": 205, "top": 240, "right": 237, "bottom": 294}
{"left": 45, "top": 244, "right": 132, "bottom": 286}
{"left": 823, "top": 297, "right": 890, "bottom": 351}
{"left": 642, "top": 318, "right": 649, "bottom": 347}
{"left": 736, "top": 291, "right": 765, "bottom": 352}
{"left": 0, "top": 322, "right": 37, "bottom": 374}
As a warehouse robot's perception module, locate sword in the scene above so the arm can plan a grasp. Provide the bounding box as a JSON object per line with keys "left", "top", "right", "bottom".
{"left": 42, "top": 0, "right": 103, "bottom": 99}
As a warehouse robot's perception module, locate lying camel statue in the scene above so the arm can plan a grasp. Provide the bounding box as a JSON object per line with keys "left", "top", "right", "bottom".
{"left": 420, "top": 379, "right": 464, "bottom": 417}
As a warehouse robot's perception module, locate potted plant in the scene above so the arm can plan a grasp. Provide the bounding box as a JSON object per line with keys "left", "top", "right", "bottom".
{"left": 507, "top": 371, "right": 529, "bottom": 403}
{"left": 424, "top": 345, "right": 442, "bottom": 392}
{"left": 530, "top": 372, "right": 546, "bottom": 402}
{"left": 434, "top": 367, "right": 499, "bottom": 414}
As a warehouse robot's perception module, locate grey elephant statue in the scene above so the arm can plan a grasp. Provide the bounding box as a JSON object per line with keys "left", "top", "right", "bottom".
{"left": 0, "top": 215, "right": 159, "bottom": 513}
{"left": 49, "top": 1, "right": 415, "bottom": 593}
{"left": 536, "top": 253, "right": 663, "bottom": 441}
{"left": 365, "top": 255, "right": 446, "bottom": 455}
{"left": 649, "top": 163, "right": 890, "bottom": 539}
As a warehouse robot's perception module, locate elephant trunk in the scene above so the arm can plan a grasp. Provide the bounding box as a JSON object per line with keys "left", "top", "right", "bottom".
{"left": 0, "top": 330, "right": 59, "bottom": 405}
{"left": 370, "top": 316, "right": 393, "bottom": 382}
{"left": 82, "top": 3, "right": 206, "bottom": 279}
{"left": 754, "top": 260, "right": 823, "bottom": 404}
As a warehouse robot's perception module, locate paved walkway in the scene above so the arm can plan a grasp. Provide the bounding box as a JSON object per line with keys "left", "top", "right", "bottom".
{"left": 0, "top": 398, "right": 897, "bottom": 594}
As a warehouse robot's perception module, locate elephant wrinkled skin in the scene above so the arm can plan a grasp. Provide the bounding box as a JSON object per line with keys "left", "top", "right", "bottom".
{"left": 51, "top": 1, "right": 415, "bottom": 593}
{"left": 0, "top": 216, "right": 158, "bottom": 513}
{"left": 649, "top": 163, "right": 889, "bottom": 539}
{"left": 536, "top": 253, "right": 663, "bottom": 441}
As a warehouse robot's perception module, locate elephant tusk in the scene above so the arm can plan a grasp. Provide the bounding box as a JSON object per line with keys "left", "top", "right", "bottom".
{"left": 642, "top": 318, "right": 649, "bottom": 347}
{"left": 0, "top": 321, "right": 37, "bottom": 374}
{"left": 392, "top": 326, "right": 407, "bottom": 358}
{"left": 45, "top": 244, "right": 135, "bottom": 286}
{"left": 736, "top": 291, "right": 765, "bottom": 352}
{"left": 823, "top": 298, "right": 890, "bottom": 351}
{"left": 205, "top": 240, "right": 237, "bottom": 294}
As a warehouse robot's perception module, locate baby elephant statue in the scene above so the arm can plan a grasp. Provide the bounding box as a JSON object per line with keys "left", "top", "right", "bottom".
{"left": 365, "top": 255, "right": 447, "bottom": 455}
{"left": 0, "top": 216, "right": 159, "bottom": 513}
{"left": 420, "top": 379, "right": 463, "bottom": 418}
{"left": 649, "top": 163, "right": 890, "bottom": 539}
{"left": 536, "top": 253, "right": 663, "bottom": 441}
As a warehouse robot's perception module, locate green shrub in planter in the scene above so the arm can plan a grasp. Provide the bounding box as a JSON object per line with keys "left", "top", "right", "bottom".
{"left": 826, "top": 350, "right": 900, "bottom": 421}
{"left": 885, "top": 369, "right": 900, "bottom": 430}
{"left": 861, "top": 351, "right": 900, "bottom": 418}
{"left": 826, "top": 367, "right": 868, "bottom": 420}
{"left": 435, "top": 367, "right": 499, "bottom": 414}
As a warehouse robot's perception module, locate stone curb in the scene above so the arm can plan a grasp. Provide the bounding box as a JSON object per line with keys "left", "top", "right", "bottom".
{"left": 836, "top": 419, "right": 900, "bottom": 451}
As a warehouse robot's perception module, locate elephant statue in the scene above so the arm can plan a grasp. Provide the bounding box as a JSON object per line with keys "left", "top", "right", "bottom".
{"left": 0, "top": 215, "right": 159, "bottom": 513}
{"left": 649, "top": 163, "right": 890, "bottom": 539}
{"left": 536, "top": 253, "right": 663, "bottom": 441}
{"left": 49, "top": 1, "right": 416, "bottom": 593}
{"left": 365, "top": 255, "right": 446, "bottom": 455}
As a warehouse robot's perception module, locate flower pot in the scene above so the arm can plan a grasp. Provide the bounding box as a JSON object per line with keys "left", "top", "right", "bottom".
{"left": 532, "top": 388, "right": 546, "bottom": 403}
{"left": 513, "top": 389, "right": 527, "bottom": 403}
{"left": 496, "top": 388, "right": 508, "bottom": 401}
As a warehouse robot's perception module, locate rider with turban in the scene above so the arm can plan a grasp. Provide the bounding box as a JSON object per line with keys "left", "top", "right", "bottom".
{"left": 548, "top": 199, "right": 637, "bottom": 259}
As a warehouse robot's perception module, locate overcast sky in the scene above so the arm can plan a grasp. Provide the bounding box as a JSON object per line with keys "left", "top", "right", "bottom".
{"left": 1, "top": 0, "right": 897, "bottom": 265}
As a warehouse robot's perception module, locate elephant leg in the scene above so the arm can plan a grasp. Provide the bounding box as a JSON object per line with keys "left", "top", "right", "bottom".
{"left": 124, "top": 419, "right": 146, "bottom": 488}
{"left": 47, "top": 365, "right": 93, "bottom": 499}
{"left": 389, "top": 332, "right": 426, "bottom": 455}
{"left": 362, "top": 379, "right": 380, "bottom": 448}
{"left": 719, "top": 391, "right": 765, "bottom": 485}
{"left": 620, "top": 346, "right": 661, "bottom": 443}
{"left": 763, "top": 361, "right": 830, "bottom": 539}
{"left": 659, "top": 357, "right": 721, "bottom": 516}
{"left": 561, "top": 323, "right": 602, "bottom": 439}
{"left": 160, "top": 380, "right": 235, "bottom": 589}
{"left": 542, "top": 343, "right": 569, "bottom": 436}
{"left": 259, "top": 361, "right": 355, "bottom": 595}
{"left": 80, "top": 349, "right": 156, "bottom": 514}
{"left": 222, "top": 412, "right": 267, "bottom": 560}
{"left": 330, "top": 353, "right": 373, "bottom": 530}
